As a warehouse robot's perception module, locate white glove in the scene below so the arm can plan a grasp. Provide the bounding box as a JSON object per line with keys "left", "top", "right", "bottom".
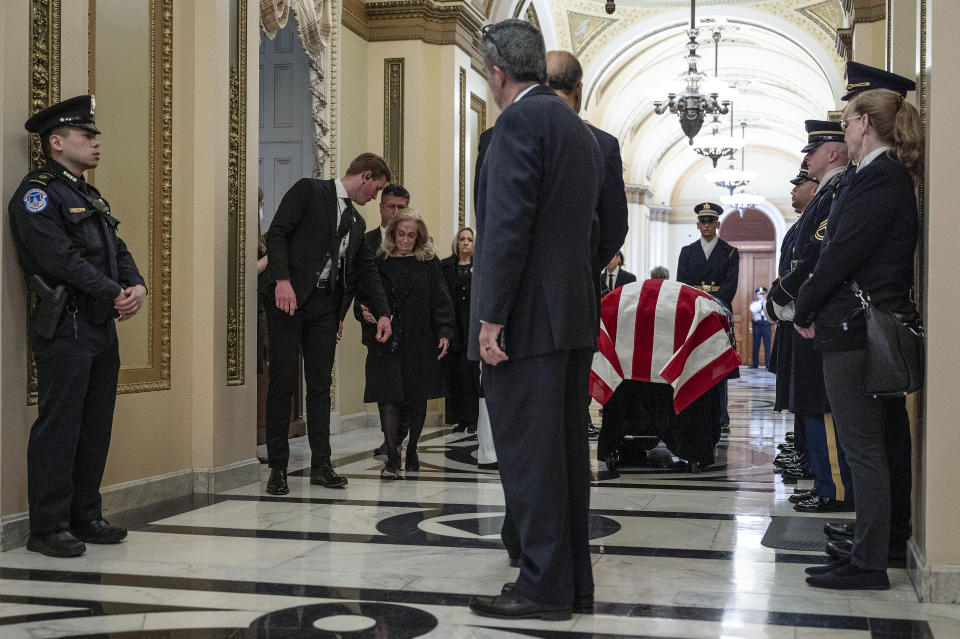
{"left": 772, "top": 300, "right": 795, "bottom": 322}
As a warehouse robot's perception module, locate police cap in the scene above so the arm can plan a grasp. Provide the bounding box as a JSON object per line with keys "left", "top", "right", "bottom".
{"left": 841, "top": 62, "right": 915, "bottom": 101}
{"left": 801, "top": 120, "right": 844, "bottom": 153}
{"left": 25, "top": 95, "right": 100, "bottom": 136}
{"left": 790, "top": 160, "right": 819, "bottom": 186}
{"left": 694, "top": 202, "right": 722, "bottom": 220}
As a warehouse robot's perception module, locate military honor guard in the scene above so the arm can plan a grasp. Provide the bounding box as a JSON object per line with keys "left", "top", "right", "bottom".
{"left": 769, "top": 122, "right": 855, "bottom": 513}
{"left": 676, "top": 202, "right": 740, "bottom": 429}
{"left": 8, "top": 96, "right": 147, "bottom": 557}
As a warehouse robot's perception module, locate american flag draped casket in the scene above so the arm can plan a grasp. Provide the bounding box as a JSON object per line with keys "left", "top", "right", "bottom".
{"left": 589, "top": 279, "right": 741, "bottom": 414}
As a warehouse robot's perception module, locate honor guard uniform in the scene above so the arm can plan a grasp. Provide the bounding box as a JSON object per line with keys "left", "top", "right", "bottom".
{"left": 8, "top": 96, "right": 146, "bottom": 557}
{"left": 676, "top": 202, "right": 739, "bottom": 429}
{"left": 772, "top": 123, "right": 856, "bottom": 511}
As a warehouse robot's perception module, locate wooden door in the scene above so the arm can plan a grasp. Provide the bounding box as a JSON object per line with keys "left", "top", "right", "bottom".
{"left": 728, "top": 244, "right": 776, "bottom": 367}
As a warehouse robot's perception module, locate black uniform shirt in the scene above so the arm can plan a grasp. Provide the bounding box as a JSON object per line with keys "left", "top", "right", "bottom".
{"left": 8, "top": 158, "right": 145, "bottom": 307}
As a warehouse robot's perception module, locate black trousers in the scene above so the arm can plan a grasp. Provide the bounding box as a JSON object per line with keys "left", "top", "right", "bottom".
{"left": 264, "top": 288, "right": 341, "bottom": 470}
{"left": 29, "top": 315, "right": 119, "bottom": 535}
{"left": 822, "top": 349, "right": 912, "bottom": 570}
{"left": 441, "top": 350, "right": 480, "bottom": 425}
{"left": 752, "top": 320, "right": 771, "bottom": 367}
{"left": 485, "top": 348, "right": 594, "bottom": 607}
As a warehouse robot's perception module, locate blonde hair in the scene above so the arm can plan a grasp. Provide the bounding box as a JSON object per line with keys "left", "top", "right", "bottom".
{"left": 847, "top": 88, "right": 924, "bottom": 181}
{"left": 451, "top": 227, "right": 475, "bottom": 257}
{"left": 382, "top": 210, "right": 435, "bottom": 261}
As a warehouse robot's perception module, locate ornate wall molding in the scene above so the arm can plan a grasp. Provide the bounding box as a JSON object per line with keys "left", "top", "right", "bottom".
{"left": 458, "top": 66, "right": 466, "bottom": 229}
{"left": 227, "top": 0, "right": 248, "bottom": 386}
{"left": 342, "top": 0, "right": 484, "bottom": 70}
{"left": 470, "top": 92, "right": 486, "bottom": 133}
{"left": 383, "top": 58, "right": 405, "bottom": 185}
{"left": 29, "top": 0, "right": 61, "bottom": 170}
{"left": 648, "top": 205, "right": 672, "bottom": 223}
{"left": 624, "top": 183, "right": 653, "bottom": 206}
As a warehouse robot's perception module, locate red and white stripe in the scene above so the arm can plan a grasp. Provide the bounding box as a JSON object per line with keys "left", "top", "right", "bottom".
{"left": 589, "top": 279, "right": 741, "bottom": 413}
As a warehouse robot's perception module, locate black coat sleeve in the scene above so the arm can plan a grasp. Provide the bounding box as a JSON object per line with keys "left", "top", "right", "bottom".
{"left": 675, "top": 246, "right": 692, "bottom": 286}
{"left": 716, "top": 246, "right": 739, "bottom": 308}
{"left": 594, "top": 133, "right": 629, "bottom": 270}
{"left": 264, "top": 178, "right": 313, "bottom": 283}
{"left": 430, "top": 257, "right": 456, "bottom": 342}
{"left": 350, "top": 234, "right": 389, "bottom": 322}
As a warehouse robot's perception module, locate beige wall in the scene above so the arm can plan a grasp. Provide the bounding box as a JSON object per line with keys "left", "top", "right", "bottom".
{"left": 1, "top": 0, "right": 260, "bottom": 536}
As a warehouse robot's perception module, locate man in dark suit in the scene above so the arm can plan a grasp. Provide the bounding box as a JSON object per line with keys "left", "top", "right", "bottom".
{"left": 676, "top": 202, "right": 739, "bottom": 428}
{"left": 353, "top": 183, "right": 410, "bottom": 460}
{"left": 467, "top": 20, "right": 603, "bottom": 622}
{"left": 263, "top": 153, "right": 393, "bottom": 495}
{"left": 600, "top": 251, "right": 636, "bottom": 297}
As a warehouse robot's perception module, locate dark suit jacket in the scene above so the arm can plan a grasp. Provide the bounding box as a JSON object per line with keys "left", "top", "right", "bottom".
{"left": 352, "top": 226, "right": 384, "bottom": 322}
{"left": 586, "top": 124, "right": 629, "bottom": 273}
{"left": 264, "top": 177, "right": 388, "bottom": 321}
{"left": 599, "top": 268, "right": 636, "bottom": 297}
{"left": 468, "top": 85, "right": 603, "bottom": 362}
{"left": 676, "top": 237, "right": 739, "bottom": 310}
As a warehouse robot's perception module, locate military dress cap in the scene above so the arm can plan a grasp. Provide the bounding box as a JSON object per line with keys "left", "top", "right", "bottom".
{"left": 756, "top": 286, "right": 767, "bottom": 295}
{"left": 790, "top": 160, "right": 819, "bottom": 186}
{"left": 694, "top": 202, "right": 723, "bottom": 219}
{"left": 841, "top": 61, "right": 916, "bottom": 101}
{"left": 24, "top": 95, "right": 100, "bottom": 136}
{"left": 801, "top": 120, "right": 844, "bottom": 153}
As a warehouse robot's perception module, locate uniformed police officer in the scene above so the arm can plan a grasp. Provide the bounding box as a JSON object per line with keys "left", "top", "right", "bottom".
{"left": 769, "top": 122, "right": 855, "bottom": 513}
{"left": 8, "top": 95, "right": 146, "bottom": 557}
{"left": 676, "top": 202, "right": 739, "bottom": 429}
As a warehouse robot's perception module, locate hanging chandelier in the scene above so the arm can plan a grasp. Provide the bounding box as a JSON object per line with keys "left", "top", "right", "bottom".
{"left": 721, "top": 190, "right": 766, "bottom": 210}
{"left": 692, "top": 114, "right": 742, "bottom": 168}
{"left": 652, "top": 0, "right": 730, "bottom": 144}
{"left": 706, "top": 121, "right": 755, "bottom": 191}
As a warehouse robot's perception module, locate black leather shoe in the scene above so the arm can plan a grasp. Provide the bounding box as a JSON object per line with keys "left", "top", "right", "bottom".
{"left": 310, "top": 462, "right": 348, "bottom": 488}
{"left": 806, "top": 563, "right": 889, "bottom": 590}
{"left": 794, "top": 495, "right": 855, "bottom": 513}
{"left": 469, "top": 590, "right": 571, "bottom": 621}
{"left": 373, "top": 442, "right": 388, "bottom": 461}
{"left": 465, "top": 424, "right": 477, "bottom": 434}
{"left": 500, "top": 583, "right": 593, "bottom": 614}
{"left": 266, "top": 468, "right": 289, "bottom": 495}
{"left": 824, "top": 521, "right": 855, "bottom": 540}
{"left": 452, "top": 423, "right": 468, "bottom": 432}
{"left": 405, "top": 450, "right": 420, "bottom": 471}
{"left": 826, "top": 538, "right": 853, "bottom": 560}
{"left": 805, "top": 554, "right": 851, "bottom": 576}
{"left": 71, "top": 519, "right": 127, "bottom": 544}
{"left": 788, "top": 489, "right": 816, "bottom": 504}
{"left": 27, "top": 530, "right": 85, "bottom": 557}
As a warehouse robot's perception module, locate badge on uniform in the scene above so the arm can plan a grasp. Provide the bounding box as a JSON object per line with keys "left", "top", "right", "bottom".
{"left": 23, "top": 188, "right": 48, "bottom": 213}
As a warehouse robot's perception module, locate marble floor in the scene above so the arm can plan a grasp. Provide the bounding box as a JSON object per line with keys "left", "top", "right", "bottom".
{"left": 1, "top": 368, "right": 958, "bottom": 637}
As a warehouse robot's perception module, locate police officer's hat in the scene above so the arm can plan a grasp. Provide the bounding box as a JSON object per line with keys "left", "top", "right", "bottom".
{"left": 801, "top": 120, "right": 844, "bottom": 153}
{"left": 694, "top": 202, "right": 723, "bottom": 220}
{"left": 25, "top": 95, "right": 100, "bottom": 136}
{"left": 841, "top": 62, "right": 916, "bottom": 101}
{"left": 789, "top": 160, "right": 819, "bottom": 186}
{"left": 755, "top": 286, "right": 767, "bottom": 295}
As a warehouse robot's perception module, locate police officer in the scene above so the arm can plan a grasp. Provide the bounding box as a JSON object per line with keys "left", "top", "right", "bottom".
{"left": 8, "top": 95, "right": 147, "bottom": 557}
{"left": 676, "top": 202, "right": 739, "bottom": 429}
{"left": 750, "top": 287, "right": 771, "bottom": 368}
{"left": 769, "top": 123, "right": 855, "bottom": 513}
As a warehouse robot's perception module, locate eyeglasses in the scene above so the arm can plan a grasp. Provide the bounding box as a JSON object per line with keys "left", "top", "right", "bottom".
{"left": 840, "top": 114, "right": 865, "bottom": 130}
{"left": 479, "top": 24, "right": 502, "bottom": 58}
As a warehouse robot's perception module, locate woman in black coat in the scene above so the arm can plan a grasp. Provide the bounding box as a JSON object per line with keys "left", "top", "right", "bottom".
{"left": 359, "top": 211, "right": 455, "bottom": 478}
{"left": 795, "top": 79, "right": 922, "bottom": 590}
{"left": 440, "top": 228, "right": 481, "bottom": 432}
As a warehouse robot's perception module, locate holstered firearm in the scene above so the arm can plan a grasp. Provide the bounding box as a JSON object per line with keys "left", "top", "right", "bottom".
{"left": 29, "top": 274, "right": 68, "bottom": 339}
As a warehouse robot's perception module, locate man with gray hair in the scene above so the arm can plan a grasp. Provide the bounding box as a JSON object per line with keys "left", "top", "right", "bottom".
{"left": 468, "top": 19, "right": 603, "bottom": 621}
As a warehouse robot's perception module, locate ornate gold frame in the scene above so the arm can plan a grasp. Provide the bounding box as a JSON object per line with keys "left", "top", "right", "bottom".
{"left": 28, "top": 0, "right": 61, "bottom": 169}
{"left": 226, "top": 0, "right": 248, "bottom": 386}
{"left": 383, "top": 58, "right": 405, "bottom": 184}
{"left": 458, "top": 67, "right": 467, "bottom": 228}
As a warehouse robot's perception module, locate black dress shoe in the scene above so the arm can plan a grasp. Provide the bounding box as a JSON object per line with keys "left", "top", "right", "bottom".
{"left": 465, "top": 423, "right": 477, "bottom": 434}
{"left": 806, "top": 563, "right": 889, "bottom": 590}
{"left": 310, "top": 462, "right": 348, "bottom": 488}
{"left": 27, "top": 530, "right": 85, "bottom": 557}
{"left": 824, "top": 521, "right": 855, "bottom": 540}
{"left": 805, "top": 554, "right": 851, "bottom": 576}
{"left": 452, "top": 423, "right": 468, "bottom": 432}
{"left": 266, "top": 468, "right": 289, "bottom": 495}
{"left": 788, "top": 489, "right": 816, "bottom": 504}
{"left": 826, "top": 538, "right": 854, "bottom": 560}
{"left": 469, "top": 590, "right": 571, "bottom": 621}
{"left": 794, "top": 495, "right": 855, "bottom": 513}
{"left": 71, "top": 519, "right": 127, "bottom": 544}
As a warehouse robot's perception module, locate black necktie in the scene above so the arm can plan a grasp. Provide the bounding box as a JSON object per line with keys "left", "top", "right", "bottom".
{"left": 337, "top": 198, "right": 353, "bottom": 239}
{"left": 608, "top": 273, "right": 614, "bottom": 291}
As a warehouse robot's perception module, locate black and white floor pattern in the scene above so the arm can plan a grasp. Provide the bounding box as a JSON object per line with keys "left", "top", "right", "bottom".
{"left": 1, "top": 368, "right": 957, "bottom": 637}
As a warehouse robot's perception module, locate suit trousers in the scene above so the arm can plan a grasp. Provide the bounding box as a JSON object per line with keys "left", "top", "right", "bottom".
{"left": 484, "top": 348, "right": 594, "bottom": 607}
{"left": 264, "top": 287, "right": 341, "bottom": 470}
{"left": 822, "top": 348, "right": 912, "bottom": 570}
{"left": 29, "top": 316, "right": 120, "bottom": 535}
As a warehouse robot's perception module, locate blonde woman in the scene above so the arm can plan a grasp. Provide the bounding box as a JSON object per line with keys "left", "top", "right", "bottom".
{"left": 358, "top": 211, "right": 455, "bottom": 478}
{"left": 440, "top": 228, "right": 481, "bottom": 433}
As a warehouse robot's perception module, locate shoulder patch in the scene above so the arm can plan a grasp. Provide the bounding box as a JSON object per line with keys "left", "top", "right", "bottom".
{"left": 22, "top": 188, "right": 49, "bottom": 213}
{"left": 814, "top": 219, "right": 828, "bottom": 241}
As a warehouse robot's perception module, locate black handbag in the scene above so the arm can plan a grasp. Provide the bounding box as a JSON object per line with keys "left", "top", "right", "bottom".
{"left": 851, "top": 282, "right": 924, "bottom": 397}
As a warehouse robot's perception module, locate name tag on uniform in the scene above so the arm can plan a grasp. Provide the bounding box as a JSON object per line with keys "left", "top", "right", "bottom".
{"left": 69, "top": 208, "right": 85, "bottom": 213}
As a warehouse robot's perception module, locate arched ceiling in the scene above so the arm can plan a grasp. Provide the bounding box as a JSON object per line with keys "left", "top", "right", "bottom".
{"left": 492, "top": 0, "right": 847, "bottom": 212}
